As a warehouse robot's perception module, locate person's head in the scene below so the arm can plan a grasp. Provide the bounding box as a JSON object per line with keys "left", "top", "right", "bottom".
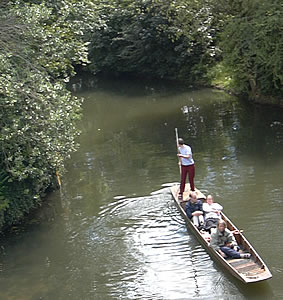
{"left": 178, "top": 138, "right": 184, "bottom": 146}
{"left": 206, "top": 194, "right": 214, "bottom": 205}
{"left": 217, "top": 219, "right": 227, "bottom": 233}
{"left": 190, "top": 192, "right": 198, "bottom": 203}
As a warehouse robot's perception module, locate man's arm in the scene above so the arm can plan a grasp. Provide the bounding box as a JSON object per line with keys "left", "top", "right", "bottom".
{"left": 185, "top": 202, "right": 192, "bottom": 219}
{"left": 177, "top": 147, "right": 191, "bottom": 159}
{"left": 198, "top": 200, "right": 203, "bottom": 212}
{"left": 210, "top": 232, "right": 220, "bottom": 251}
{"left": 177, "top": 153, "right": 190, "bottom": 159}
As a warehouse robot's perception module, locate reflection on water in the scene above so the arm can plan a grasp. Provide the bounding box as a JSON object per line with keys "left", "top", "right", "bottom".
{"left": 0, "top": 75, "right": 282, "bottom": 299}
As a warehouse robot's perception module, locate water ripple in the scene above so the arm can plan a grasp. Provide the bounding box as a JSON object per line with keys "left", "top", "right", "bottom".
{"left": 91, "top": 188, "right": 224, "bottom": 298}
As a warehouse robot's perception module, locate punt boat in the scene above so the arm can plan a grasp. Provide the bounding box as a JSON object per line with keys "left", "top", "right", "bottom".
{"left": 170, "top": 184, "right": 272, "bottom": 283}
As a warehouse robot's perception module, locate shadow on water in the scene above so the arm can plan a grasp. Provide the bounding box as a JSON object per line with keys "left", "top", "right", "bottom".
{"left": 236, "top": 281, "right": 274, "bottom": 300}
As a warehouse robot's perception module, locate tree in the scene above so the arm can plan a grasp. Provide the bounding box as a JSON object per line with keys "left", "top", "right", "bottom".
{"left": 87, "top": 0, "right": 220, "bottom": 82}
{"left": 220, "top": 0, "right": 283, "bottom": 100}
{"left": 0, "top": 0, "right": 94, "bottom": 229}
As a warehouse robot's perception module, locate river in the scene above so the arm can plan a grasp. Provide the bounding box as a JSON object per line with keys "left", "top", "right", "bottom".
{"left": 0, "top": 75, "right": 282, "bottom": 300}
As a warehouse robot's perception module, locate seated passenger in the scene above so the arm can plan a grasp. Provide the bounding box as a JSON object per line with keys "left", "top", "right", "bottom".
{"left": 185, "top": 192, "right": 204, "bottom": 228}
{"left": 210, "top": 220, "right": 251, "bottom": 259}
{"left": 203, "top": 195, "right": 223, "bottom": 232}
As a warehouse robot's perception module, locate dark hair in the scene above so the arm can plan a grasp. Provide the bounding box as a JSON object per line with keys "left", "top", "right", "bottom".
{"left": 178, "top": 138, "right": 184, "bottom": 145}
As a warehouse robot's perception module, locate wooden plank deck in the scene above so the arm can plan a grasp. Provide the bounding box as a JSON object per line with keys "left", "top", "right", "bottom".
{"left": 171, "top": 184, "right": 206, "bottom": 201}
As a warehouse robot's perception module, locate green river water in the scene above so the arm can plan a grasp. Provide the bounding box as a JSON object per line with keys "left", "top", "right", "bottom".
{"left": 0, "top": 75, "right": 283, "bottom": 300}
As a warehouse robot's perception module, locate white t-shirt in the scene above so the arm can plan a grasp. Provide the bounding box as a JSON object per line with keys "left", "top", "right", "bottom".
{"left": 178, "top": 144, "right": 194, "bottom": 165}
{"left": 203, "top": 202, "right": 223, "bottom": 219}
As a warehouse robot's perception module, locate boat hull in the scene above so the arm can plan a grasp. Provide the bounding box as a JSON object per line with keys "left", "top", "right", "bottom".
{"left": 170, "top": 184, "right": 272, "bottom": 283}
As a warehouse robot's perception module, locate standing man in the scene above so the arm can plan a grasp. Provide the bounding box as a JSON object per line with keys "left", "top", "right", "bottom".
{"left": 177, "top": 138, "right": 195, "bottom": 200}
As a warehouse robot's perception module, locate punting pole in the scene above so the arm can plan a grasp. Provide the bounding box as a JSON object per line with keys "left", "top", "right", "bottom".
{"left": 175, "top": 128, "right": 181, "bottom": 174}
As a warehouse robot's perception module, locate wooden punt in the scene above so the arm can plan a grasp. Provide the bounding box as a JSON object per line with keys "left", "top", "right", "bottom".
{"left": 170, "top": 184, "right": 272, "bottom": 283}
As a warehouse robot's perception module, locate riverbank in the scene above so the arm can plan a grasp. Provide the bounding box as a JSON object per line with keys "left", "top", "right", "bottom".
{"left": 75, "top": 70, "right": 283, "bottom": 109}
{"left": 210, "top": 84, "right": 283, "bottom": 108}
{"left": 207, "top": 63, "right": 282, "bottom": 108}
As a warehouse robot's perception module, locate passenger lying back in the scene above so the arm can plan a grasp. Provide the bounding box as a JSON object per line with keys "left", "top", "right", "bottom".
{"left": 203, "top": 194, "right": 223, "bottom": 232}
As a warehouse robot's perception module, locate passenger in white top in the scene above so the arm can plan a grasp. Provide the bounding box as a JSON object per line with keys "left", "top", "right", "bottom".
{"left": 203, "top": 195, "right": 223, "bottom": 232}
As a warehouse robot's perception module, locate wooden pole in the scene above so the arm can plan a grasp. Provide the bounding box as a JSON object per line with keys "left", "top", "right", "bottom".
{"left": 175, "top": 128, "right": 181, "bottom": 174}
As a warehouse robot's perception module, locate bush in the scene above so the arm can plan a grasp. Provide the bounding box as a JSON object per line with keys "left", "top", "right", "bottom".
{"left": 87, "top": 0, "right": 220, "bottom": 83}
{"left": 0, "top": 1, "right": 92, "bottom": 229}
{"left": 220, "top": 0, "right": 283, "bottom": 99}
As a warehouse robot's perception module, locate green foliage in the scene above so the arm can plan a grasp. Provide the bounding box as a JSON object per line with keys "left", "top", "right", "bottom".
{"left": 0, "top": 0, "right": 95, "bottom": 229}
{"left": 220, "top": 0, "right": 283, "bottom": 99}
{"left": 207, "top": 62, "right": 235, "bottom": 90}
{"left": 87, "top": 0, "right": 221, "bottom": 82}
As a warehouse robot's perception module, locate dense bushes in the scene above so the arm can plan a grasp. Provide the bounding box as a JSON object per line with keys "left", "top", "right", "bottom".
{"left": 86, "top": 0, "right": 282, "bottom": 101}
{"left": 220, "top": 0, "right": 283, "bottom": 100}
{"left": 87, "top": 0, "right": 220, "bottom": 82}
{"left": 0, "top": 1, "right": 92, "bottom": 229}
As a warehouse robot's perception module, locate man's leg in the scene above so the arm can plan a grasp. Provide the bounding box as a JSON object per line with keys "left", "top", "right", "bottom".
{"left": 188, "top": 164, "right": 195, "bottom": 191}
{"left": 192, "top": 216, "right": 199, "bottom": 227}
{"left": 199, "top": 215, "right": 204, "bottom": 225}
{"left": 179, "top": 165, "right": 188, "bottom": 196}
{"left": 220, "top": 246, "right": 240, "bottom": 258}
